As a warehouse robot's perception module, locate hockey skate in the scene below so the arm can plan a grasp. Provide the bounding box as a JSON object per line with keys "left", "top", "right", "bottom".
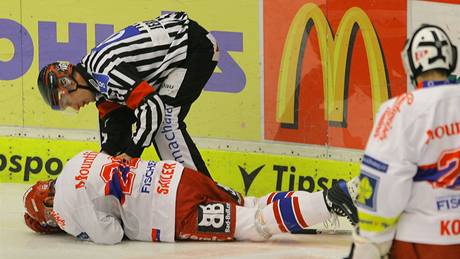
{"left": 323, "top": 177, "right": 359, "bottom": 226}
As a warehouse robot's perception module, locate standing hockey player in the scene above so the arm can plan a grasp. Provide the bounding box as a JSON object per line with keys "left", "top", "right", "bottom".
{"left": 23, "top": 151, "right": 358, "bottom": 244}
{"left": 348, "top": 24, "right": 460, "bottom": 259}
{"left": 37, "top": 12, "right": 219, "bottom": 178}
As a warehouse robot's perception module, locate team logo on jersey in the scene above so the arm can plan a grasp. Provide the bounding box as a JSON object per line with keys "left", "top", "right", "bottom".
{"left": 92, "top": 73, "right": 110, "bottom": 93}
{"left": 140, "top": 161, "right": 156, "bottom": 194}
{"left": 50, "top": 210, "right": 65, "bottom": 229}
{"left": 425, "top": 121, "right": 460, "bottom": 145}
{"left": 436, "top": 195, "right": 460, "bottom": 211}
{"left": 75, "top": 151, "right": 98, "bottom": 189}
{"left": 357, "top": 171, "right": 380, "bottom": 211}
{"left": 373, "top": 93, "right": 414, "bottom": 141}
{"left": 156, "top": 162, "right": 177, "bottom": 195}
{"left": 197, "top": 203, "right": 232, "bottom": 233}
{"left": 440, "top": 219, "right": 460, "bottom": 236}
{"left": 362, "top": 154, "right": 388, "bottom": 173}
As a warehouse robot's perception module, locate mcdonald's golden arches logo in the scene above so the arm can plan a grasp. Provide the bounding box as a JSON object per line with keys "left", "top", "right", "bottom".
{"left": 276, "top": 3, "right": 390, "bottom": 127}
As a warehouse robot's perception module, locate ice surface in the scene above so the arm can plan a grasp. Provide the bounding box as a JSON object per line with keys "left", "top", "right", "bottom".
{"left": 0, "top": 183, "right": 352, "bottom": 259}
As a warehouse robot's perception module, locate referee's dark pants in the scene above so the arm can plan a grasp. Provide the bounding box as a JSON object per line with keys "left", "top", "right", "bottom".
{"left": 153, "top": 19, "right": 219, "bottom": 179}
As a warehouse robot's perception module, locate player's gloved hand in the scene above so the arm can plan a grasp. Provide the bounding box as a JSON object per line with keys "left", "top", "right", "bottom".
{"left": 345, "top": 228, "right": 391, "bottom": 259}
{"left": 24, "top": 213, "right": 61, "bottom": 234}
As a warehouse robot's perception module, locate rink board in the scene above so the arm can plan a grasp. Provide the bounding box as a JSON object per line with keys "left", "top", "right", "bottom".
{"left": 0, "top": 0, "right": 261, "bottom": 141}
{"left": 0, "top": 136, "right": 359, "bottom": 196}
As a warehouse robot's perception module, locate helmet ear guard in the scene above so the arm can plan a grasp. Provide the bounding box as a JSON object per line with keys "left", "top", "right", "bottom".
{"left": 401, "top": 24, "right": 458, "bottom": 84}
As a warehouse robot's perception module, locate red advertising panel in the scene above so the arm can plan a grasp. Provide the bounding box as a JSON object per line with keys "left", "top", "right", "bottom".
{"left": 264, "top": 0, "right": 407, "bottom": 149}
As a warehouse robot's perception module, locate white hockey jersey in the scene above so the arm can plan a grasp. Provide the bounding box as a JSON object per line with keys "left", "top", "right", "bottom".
{"left": 357, "top": 81, "right": 460, "bottom": 245}
{"left": 51, "top": 151, "right": 184, "bottom": 244}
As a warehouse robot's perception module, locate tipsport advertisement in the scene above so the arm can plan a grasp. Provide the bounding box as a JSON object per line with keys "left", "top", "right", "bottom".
{"left": 0, "top": 136, "right": 358, "bottom": 197}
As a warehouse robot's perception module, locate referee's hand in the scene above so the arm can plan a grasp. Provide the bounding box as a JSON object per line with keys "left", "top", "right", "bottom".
{"left": 115, "top": 153, "right": 132, "bottom": 163}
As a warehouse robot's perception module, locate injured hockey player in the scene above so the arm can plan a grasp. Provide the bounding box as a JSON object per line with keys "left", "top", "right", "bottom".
{"left": 23, "top": 151, "right": 359, "bottom": 244}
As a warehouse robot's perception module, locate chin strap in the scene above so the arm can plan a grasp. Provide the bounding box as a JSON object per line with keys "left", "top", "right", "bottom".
{"left": 72, "top": 64, "right": 99, "bottom": 94}
{"left": 76, "top": 83, "right": 97, "bottom": 93}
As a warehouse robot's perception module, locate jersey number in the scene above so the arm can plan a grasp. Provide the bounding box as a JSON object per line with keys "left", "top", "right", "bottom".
{"left": 99, "top": 157, "right": 140, "bottom": 204}
{"left": 434, "top": 148, "right": 460, "bottom": 189}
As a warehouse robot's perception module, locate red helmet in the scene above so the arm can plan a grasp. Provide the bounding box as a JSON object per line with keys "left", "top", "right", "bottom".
{"left": 37, "top": 62, "right": 76, "bottom": 110}
{"left": 23, "top": 179, "right": 61, "bottom": 233}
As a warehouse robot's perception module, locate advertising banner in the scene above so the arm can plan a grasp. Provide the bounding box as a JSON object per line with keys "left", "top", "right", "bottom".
{"left": 264, "top": 0, "right": 407, "bottom": 149}
{"left": 0, "top": 136, "right": 358, "bottom": 196}
{"left": 5, "top": 0, "right": 460, "bottom": 187}
{"left": 0, "top": 0, "right": 260, "bottom": 140}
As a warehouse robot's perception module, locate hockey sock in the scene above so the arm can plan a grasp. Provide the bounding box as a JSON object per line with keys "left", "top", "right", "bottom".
{"left": 261, "top": 191, "right": 332, "bottom": 234}
{"left": 243, "top": 191, "right": 296, "bottom": 209}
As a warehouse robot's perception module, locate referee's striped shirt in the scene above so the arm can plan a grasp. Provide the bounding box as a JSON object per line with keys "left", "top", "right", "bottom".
{"left": 78, "top": 12, "right": 189, "bottom": 155}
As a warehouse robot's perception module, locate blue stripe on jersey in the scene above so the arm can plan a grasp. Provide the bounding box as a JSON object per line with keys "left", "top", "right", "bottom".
{"left": 108, "top": 166, "right": 130, "bottom": 202}
{"left": 414, "top": 163, "right": 455, "bottom": 182}
{"left": 273, "top": 192, "right": 289, "bottom": 203}
{"left": 278, "top": 198, "right": 303, "bottom": 233}
{"left": 453, "top": 178, "right": 460, "bottom": 188}
{"left": 108, "top": 169, "right": 123, "bottom": 202}
{"left": 414, "top": 163, "right": 460, "bottom": 189}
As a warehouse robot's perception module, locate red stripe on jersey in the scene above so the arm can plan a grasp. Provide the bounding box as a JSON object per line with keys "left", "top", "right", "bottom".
{"left": 104, "top": 183, "right": 110, "bottom": 196}
{"left": 286, "top": 191, "right": 294, "bottom": 198}
{"left": 267, "top": 192, "right": 276, "bottom": 205}
{"left": 418, "top": 162, "right": 437, "bottom": 171}
{"left": 293, "top": 197, "right": 309, "bottom": 228}
{"left": 126, "top": 81, "right": 155, "bottom": 109}
{"left": 273, "top": 201, "right": 288, "bottom": 232}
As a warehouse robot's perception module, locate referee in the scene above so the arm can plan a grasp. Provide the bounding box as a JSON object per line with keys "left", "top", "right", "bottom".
{"left": 37, "top": 12, "right": 219, "bottom": 178}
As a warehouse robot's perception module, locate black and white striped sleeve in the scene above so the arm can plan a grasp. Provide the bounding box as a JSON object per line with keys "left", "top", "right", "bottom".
{"left": 124, "top": 94, "right": 165, "bottom": 158}
{"left": 105, "top": 62, "right": 146, "bottom": 103}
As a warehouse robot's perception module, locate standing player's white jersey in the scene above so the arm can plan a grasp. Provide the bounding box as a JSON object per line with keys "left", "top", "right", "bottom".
{"left": 51, "top": 151, "right": 184, "bottom": 244}
{"left": 357, "top": 82, "right": 460, "bottom": 245}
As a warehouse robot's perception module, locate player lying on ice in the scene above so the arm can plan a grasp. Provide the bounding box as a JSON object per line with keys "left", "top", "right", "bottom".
{"left": 23, "top": 151, "right": 359, "bottom": 244}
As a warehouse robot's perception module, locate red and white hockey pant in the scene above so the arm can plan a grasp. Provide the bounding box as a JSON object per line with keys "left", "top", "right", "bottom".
{"left": 174, "top": 168, "right": 332, "bottom": 241}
